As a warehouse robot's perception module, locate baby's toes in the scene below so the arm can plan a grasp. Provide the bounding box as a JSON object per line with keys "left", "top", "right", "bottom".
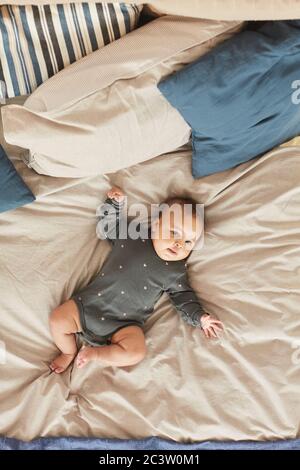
{"left": 77, "top": 359, "right": 87, "bottom": 369}
{"left": 76, "top": 348, "right": 96, "bottom": 368}
{"left": 50, "top": 361, "right": 60, "bottom": 372}
{"left": 76, "top": 351, "right": 87, "bottom": 368}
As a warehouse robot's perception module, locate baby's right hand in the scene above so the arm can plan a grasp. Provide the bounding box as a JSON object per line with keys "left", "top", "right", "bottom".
{"left": 107, "top": 186, "right": 125, "bottom": 203}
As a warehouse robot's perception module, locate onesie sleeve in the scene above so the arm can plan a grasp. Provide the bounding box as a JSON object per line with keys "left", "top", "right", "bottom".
{"left": 166, "top": 269, "right": 205, "bottom": 328}
{"left": 96, "top": 197, "right": 125, "bottom": 245}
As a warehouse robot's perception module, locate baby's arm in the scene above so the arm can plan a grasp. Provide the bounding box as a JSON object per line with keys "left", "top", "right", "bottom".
{"left": 96, "top": 186, "right": 126, "bottom": 244}
{"left": 166, "top": 270, "right": 223, "bottom": 338}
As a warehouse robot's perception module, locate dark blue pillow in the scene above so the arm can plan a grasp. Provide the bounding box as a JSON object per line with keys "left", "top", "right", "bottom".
{"left": 0, "top": 144, "right": 35, "bottom": 213}
{"left": 158, "top": 21, "right": 300, "bottom": 178}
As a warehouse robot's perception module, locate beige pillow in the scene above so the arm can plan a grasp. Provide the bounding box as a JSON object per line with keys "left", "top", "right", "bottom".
{"left": 145, "top": 0, "right": 300, "bottom": 20}
{"left": 1, "top": 0, "right": 300, "bottom": 20}
{"left": 2, "top": 16, "right": 242, "bottom": 177}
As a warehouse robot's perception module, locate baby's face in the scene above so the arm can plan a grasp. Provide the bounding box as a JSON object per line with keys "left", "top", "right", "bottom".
{"left": 151, "top": 205, "right": 203, "bottom": 261}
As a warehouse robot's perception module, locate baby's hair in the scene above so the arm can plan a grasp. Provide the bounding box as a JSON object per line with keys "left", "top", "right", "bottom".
{"left": 159, "top": 196, "right": 202, "bottom": 220}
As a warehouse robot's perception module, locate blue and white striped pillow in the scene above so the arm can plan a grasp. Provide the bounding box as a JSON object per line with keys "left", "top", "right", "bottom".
{"left": 0, "top": 3, "right": 142, "bottom": 98}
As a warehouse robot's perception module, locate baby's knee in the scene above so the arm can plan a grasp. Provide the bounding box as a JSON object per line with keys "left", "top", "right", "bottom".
{"left": 49, "top": 300, "right": 80, "bottom": 335}
{"left": 49, "top": 307, "right": 66, "bottom": 330}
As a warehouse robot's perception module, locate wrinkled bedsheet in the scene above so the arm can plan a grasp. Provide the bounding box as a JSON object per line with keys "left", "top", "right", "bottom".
{"left": 0, "top": 106, "right": 299, "bottom": 440}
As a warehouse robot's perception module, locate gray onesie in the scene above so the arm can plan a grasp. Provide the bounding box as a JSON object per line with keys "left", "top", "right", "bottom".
{"left": 72, "top": 197, "right": 205, "bottom": 346}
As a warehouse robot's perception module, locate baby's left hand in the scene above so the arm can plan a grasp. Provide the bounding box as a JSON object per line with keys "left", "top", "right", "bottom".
{"left": 201, "top": 313, "right": 224, "bottom": 339}
{"left": 107, "top": 186, "right": 125, "bottom": 203}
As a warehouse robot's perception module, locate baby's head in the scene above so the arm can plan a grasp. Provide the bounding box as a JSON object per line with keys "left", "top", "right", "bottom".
{"left": 151, "top": 197, "right": 203, "bottom": 261}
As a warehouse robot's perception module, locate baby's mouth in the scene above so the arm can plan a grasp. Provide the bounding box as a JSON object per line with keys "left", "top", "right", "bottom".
{"left": 167, "top": 247, "right": 178, "bottom": 256}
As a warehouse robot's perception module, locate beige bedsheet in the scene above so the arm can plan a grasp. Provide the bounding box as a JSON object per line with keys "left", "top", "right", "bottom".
{"left": 1, "top": 107, "right": 299, "bottom": 440}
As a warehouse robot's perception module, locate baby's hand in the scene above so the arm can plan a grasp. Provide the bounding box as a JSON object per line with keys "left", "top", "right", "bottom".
{"left": 107, "top": 186, "right": 125, "bottom": 203}
{"left": 201, "top": 313, "right": 224, "bottom": 339}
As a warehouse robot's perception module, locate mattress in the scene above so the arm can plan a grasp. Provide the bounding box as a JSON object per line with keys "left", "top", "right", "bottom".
{"left": 0, "top": 99, "right": 299, "bottom": 441}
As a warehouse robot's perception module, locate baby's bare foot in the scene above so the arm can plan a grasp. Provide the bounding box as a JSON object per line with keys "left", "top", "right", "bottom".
{"left": 76, "top": 346, "right": 98, "bottom": 369}
{"left": 50, "top": 353, "right": 76, "bottom": 374}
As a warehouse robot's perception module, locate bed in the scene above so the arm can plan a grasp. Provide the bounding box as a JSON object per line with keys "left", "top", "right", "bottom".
{"left": 0, "top": 0, "right": 300, "bottom": 450}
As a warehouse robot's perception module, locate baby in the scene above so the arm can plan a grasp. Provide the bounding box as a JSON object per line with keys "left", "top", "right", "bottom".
{"left": 49, "top": 187, "right": 223, "bottom": 373}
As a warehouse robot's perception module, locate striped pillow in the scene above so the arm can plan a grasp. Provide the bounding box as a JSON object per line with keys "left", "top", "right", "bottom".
{"left": 0, "top": 3, "right": 142, "bottom": 98}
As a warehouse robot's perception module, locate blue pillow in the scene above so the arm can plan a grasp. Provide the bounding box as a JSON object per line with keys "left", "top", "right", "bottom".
{"left": 0, "top": 144, "right": 35, "bottom": 213}
{"left": 158, "top": 21, "right": 300, "bottom": 178}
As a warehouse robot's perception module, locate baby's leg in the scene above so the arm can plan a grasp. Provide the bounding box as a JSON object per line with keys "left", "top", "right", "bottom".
{"left": 49, "top": 299, "right": 81, "bottom": 373}
{"left": 76, "top": 325, "right": 146, "bottom": 369}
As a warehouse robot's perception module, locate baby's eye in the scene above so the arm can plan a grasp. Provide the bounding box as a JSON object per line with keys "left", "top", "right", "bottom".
{"left": 185, "top": 240, "right": 192, "bottom": 246}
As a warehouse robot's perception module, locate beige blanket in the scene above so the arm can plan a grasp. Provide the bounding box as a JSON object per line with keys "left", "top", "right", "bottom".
{"left": 1, "top": 106, "right": 299, "bottom": 439}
